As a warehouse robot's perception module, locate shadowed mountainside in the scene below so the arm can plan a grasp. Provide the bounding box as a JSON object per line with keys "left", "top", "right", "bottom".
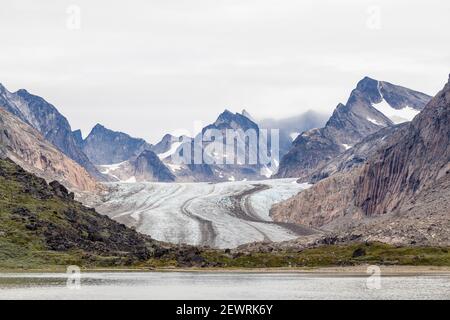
{"left": 275, "top": 77, "right": 431, "bottom": 180}
{"left": 270, "top": 75, "right": 450, "bottom": 246}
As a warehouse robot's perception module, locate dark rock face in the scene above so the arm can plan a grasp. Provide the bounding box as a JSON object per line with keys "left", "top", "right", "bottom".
{"left": 308, "top": 123, "right": 410, "bottom": 183}
{"left": 203, "top": 109, "right": 259, "bottom": 133}
{"left": 355, "top": 76, "right": 450, "bottom": 216}
{"left": 131, "top": 150, "right": 175, "bottom": 182}
{"left": 352, "top": 247, "right": 366, "bottom": 258}
{"left": 0, "top": 108, "right": 99, "bottom": 192}
{"left": 275, "top": 77, "right": 431, "bottom": 180}
{"left": 271, "top": 76, "right": 450, "bottom": 246}
{"left": 151, "top": 134, "right": 177, "bottom": 155}
{"left": 379, "top": 80, "right": 431, "bottom": 110}
{"left": 72, "top": 129, "right": 83, "bottom": 148}
{"left": 0, "top": 158, "right": 158, "bottom": 262}
{"left": 196, "top": 110, "right": 269, "bottom": 180}
{"left": 0, "top": 84, "right": 104, "bottom": 181}
{"left": 81, "top": 123, "right": 153, "bottom": 165}
{"left": 160, "top": 109, "right": 274, "bottom": 181}
{"left": 49, "top": 180, "right": 75, "bottom": 200}
{"left": 186, "top": 163, "right": 215, "bottom": 180}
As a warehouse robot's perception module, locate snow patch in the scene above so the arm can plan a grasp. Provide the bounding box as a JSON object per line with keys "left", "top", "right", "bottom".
{"left": 166, "top": 163, "right": 182, "bottom": 172}
{"left": 367, "top": 117, "right": 383, "bottom": 126}
{"left": 289, "top": 132, "right": 300, "bottom": 141}
{"left": 372, "top": 100, "right": 419, "bottom": 124}
{"left": 260, "top": 166, "right": 274, "bottom": 178}
{"left": 157, "top": 142, "right": 182, "bottom": 160}
{"left": 124, "top": 176, "right": 136, "bottom": 183}
{"left": 342, "top": 144, "right": 352, "bottom": 150}
{"left": 98, "top": 161, "right": 127, "bottom": 174}
{"left": 374, "top": 82, "right": 419, "bottom": 124}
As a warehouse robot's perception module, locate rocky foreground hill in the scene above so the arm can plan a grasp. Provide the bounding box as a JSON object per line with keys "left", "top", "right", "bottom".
{"left": 0, "top": 158, "right": 211, "bottom": 269}
{"left": 270, "top": 76, "right": 450, "bottom": 247}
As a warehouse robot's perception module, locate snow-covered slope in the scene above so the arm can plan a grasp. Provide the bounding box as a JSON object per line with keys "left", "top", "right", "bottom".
{"left": 95, "top": 179, "right": 315, "bottom": 248}
{"left": 372, "top": 81, "right": 422, "bottom": 123}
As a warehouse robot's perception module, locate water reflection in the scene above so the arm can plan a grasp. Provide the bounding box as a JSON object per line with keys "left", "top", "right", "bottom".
{"left": 0, "top": 272, "right": 449, "bottom": 300}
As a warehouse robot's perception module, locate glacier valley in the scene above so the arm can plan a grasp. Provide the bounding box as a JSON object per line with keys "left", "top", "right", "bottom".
{"left": 94, "top": 179, "right": 315, "bottom": 248}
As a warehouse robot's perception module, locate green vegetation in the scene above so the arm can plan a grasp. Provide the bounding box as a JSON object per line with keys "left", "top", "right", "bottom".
{"left": 199, "top": 243, "right": 450, "bottom": 268}
{"left": 1, "top": 158, "right": 449, "bottom": 271}
{"left": 0, "top": 158, "right": 157, "bottom": 270}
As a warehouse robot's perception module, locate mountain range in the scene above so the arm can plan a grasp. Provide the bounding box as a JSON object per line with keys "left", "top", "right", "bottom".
{"left": 275, "top": 77, "right": 432, "bottom": 180}
{"left": 0, "top": 84, "right": 104, "bottom": 181}
{"left": 271, "top": 75, "right": 450, "bottom": 246}
{"left": 77, "top": 123, "right": 153, "bottom": 165}
{"left": 0, "top": 77, "right": 435, "bottom": 187}
{"left": 0, "top": 74, "right": 449, "bottom": 261}
{"left": 0, "top": 108, "right": 98, "bottom": 193}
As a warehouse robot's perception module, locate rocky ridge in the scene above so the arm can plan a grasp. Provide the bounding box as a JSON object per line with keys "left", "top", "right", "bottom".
{"left": 0, "top": 108, "right": 98, "bottom": 193}
{"left": 270, "top": 75, "right": 450, "bottom": 246}
{"left": 275, "top": 77, "right": 431, "bottom": 180}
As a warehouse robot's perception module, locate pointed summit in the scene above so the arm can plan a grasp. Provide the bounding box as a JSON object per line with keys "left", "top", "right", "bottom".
{"left": 15, "top": 88, "right": 30, "bottom": 95}
{"left": 211, "top": 108, "right": 258, "bottom": 131}
{"left": 241, "top": 109, "right": 256, "bottom": 122}
{"left": 0, "top": 83, "right": 104, "bottom": 181}
{"left": 354, "top": 76, "right": 381, "bottom": 102}
{"left": 276, "top": 77, "right": 431, "bottom": 179}
{"left": 91, "top": 123, "right": 106, "bottom": 132}
{"left": 82, "top": 124, "right": 152, "bottom": 165}
{"left": 357, "top": 76, "right": 377, "bottom": 87}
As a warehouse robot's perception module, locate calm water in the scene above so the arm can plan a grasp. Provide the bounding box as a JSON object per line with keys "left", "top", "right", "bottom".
{"left": 0, "top": 272, "right": 449, "bottom": 300}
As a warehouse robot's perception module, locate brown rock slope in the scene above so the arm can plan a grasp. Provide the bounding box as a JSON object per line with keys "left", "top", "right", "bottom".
{"left": 0, "top": 108, "right": 98, "bottom": 193}
{"left": 355, "top": 78, "right": 450, "bottom": 216}
{"left": 271, "top": 75, "right": 450, "bottom": 244}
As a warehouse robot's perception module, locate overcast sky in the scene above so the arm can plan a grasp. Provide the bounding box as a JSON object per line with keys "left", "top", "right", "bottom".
{"left": 1, "top": 0, "right": 449, "bottom": 142}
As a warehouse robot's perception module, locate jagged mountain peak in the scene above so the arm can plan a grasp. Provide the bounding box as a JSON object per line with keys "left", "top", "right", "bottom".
{"left": 89, "top": 123, "right": 107, "bottom": 133}
{"left": 241, "top": 109, "right": 256, "bottom": 122}
{"left": 271, "top": 76, "right": 450, "bottom": 245}
{"left": 211, "top": 108, "right": 259, "bottom": 131}
{"left": 82, "top": 123, "right": 152, "bottom": 165}
{"left": 15, "top": 88, "right": 30, "bottom": 95}
{"left": 161, "top": 133, "right": 175, "bottom": 140}
{"left": 356, "top": 76, "right": 378, "bottom": 88}
{"left": 0, "top": 108, "right": 99, "bottom": 192}
{"left": 354, "top": 76, "right": 382, "bottom": 103}
{"left": 0, "top": 82, "right": 104, "bottom": 181}
{"left": 276, "top": 77, "right": 431, "bottom": 179}
{"left": 151, "top": 133, "right": 182, "bottom": 156}
{"left": 216, "top": 109, "right": 236, "bottom": 120}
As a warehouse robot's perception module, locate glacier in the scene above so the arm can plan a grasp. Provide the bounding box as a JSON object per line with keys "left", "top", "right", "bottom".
{"left": 95, "top": 179, "right": 314, "bottom": 248}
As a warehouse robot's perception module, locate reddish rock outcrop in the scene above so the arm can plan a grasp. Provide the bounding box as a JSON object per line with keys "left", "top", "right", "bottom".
{"left": 271, "top": 171, "right": 362, "bottom": 228}
{"left": 271, "top": 75, "right": 450, "bottom": 240}
{"left": 0, "top": 108, "right": 99, "bottom": 193}
{"left": 355, "top": 77, "right": 450, "bottom": 215}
